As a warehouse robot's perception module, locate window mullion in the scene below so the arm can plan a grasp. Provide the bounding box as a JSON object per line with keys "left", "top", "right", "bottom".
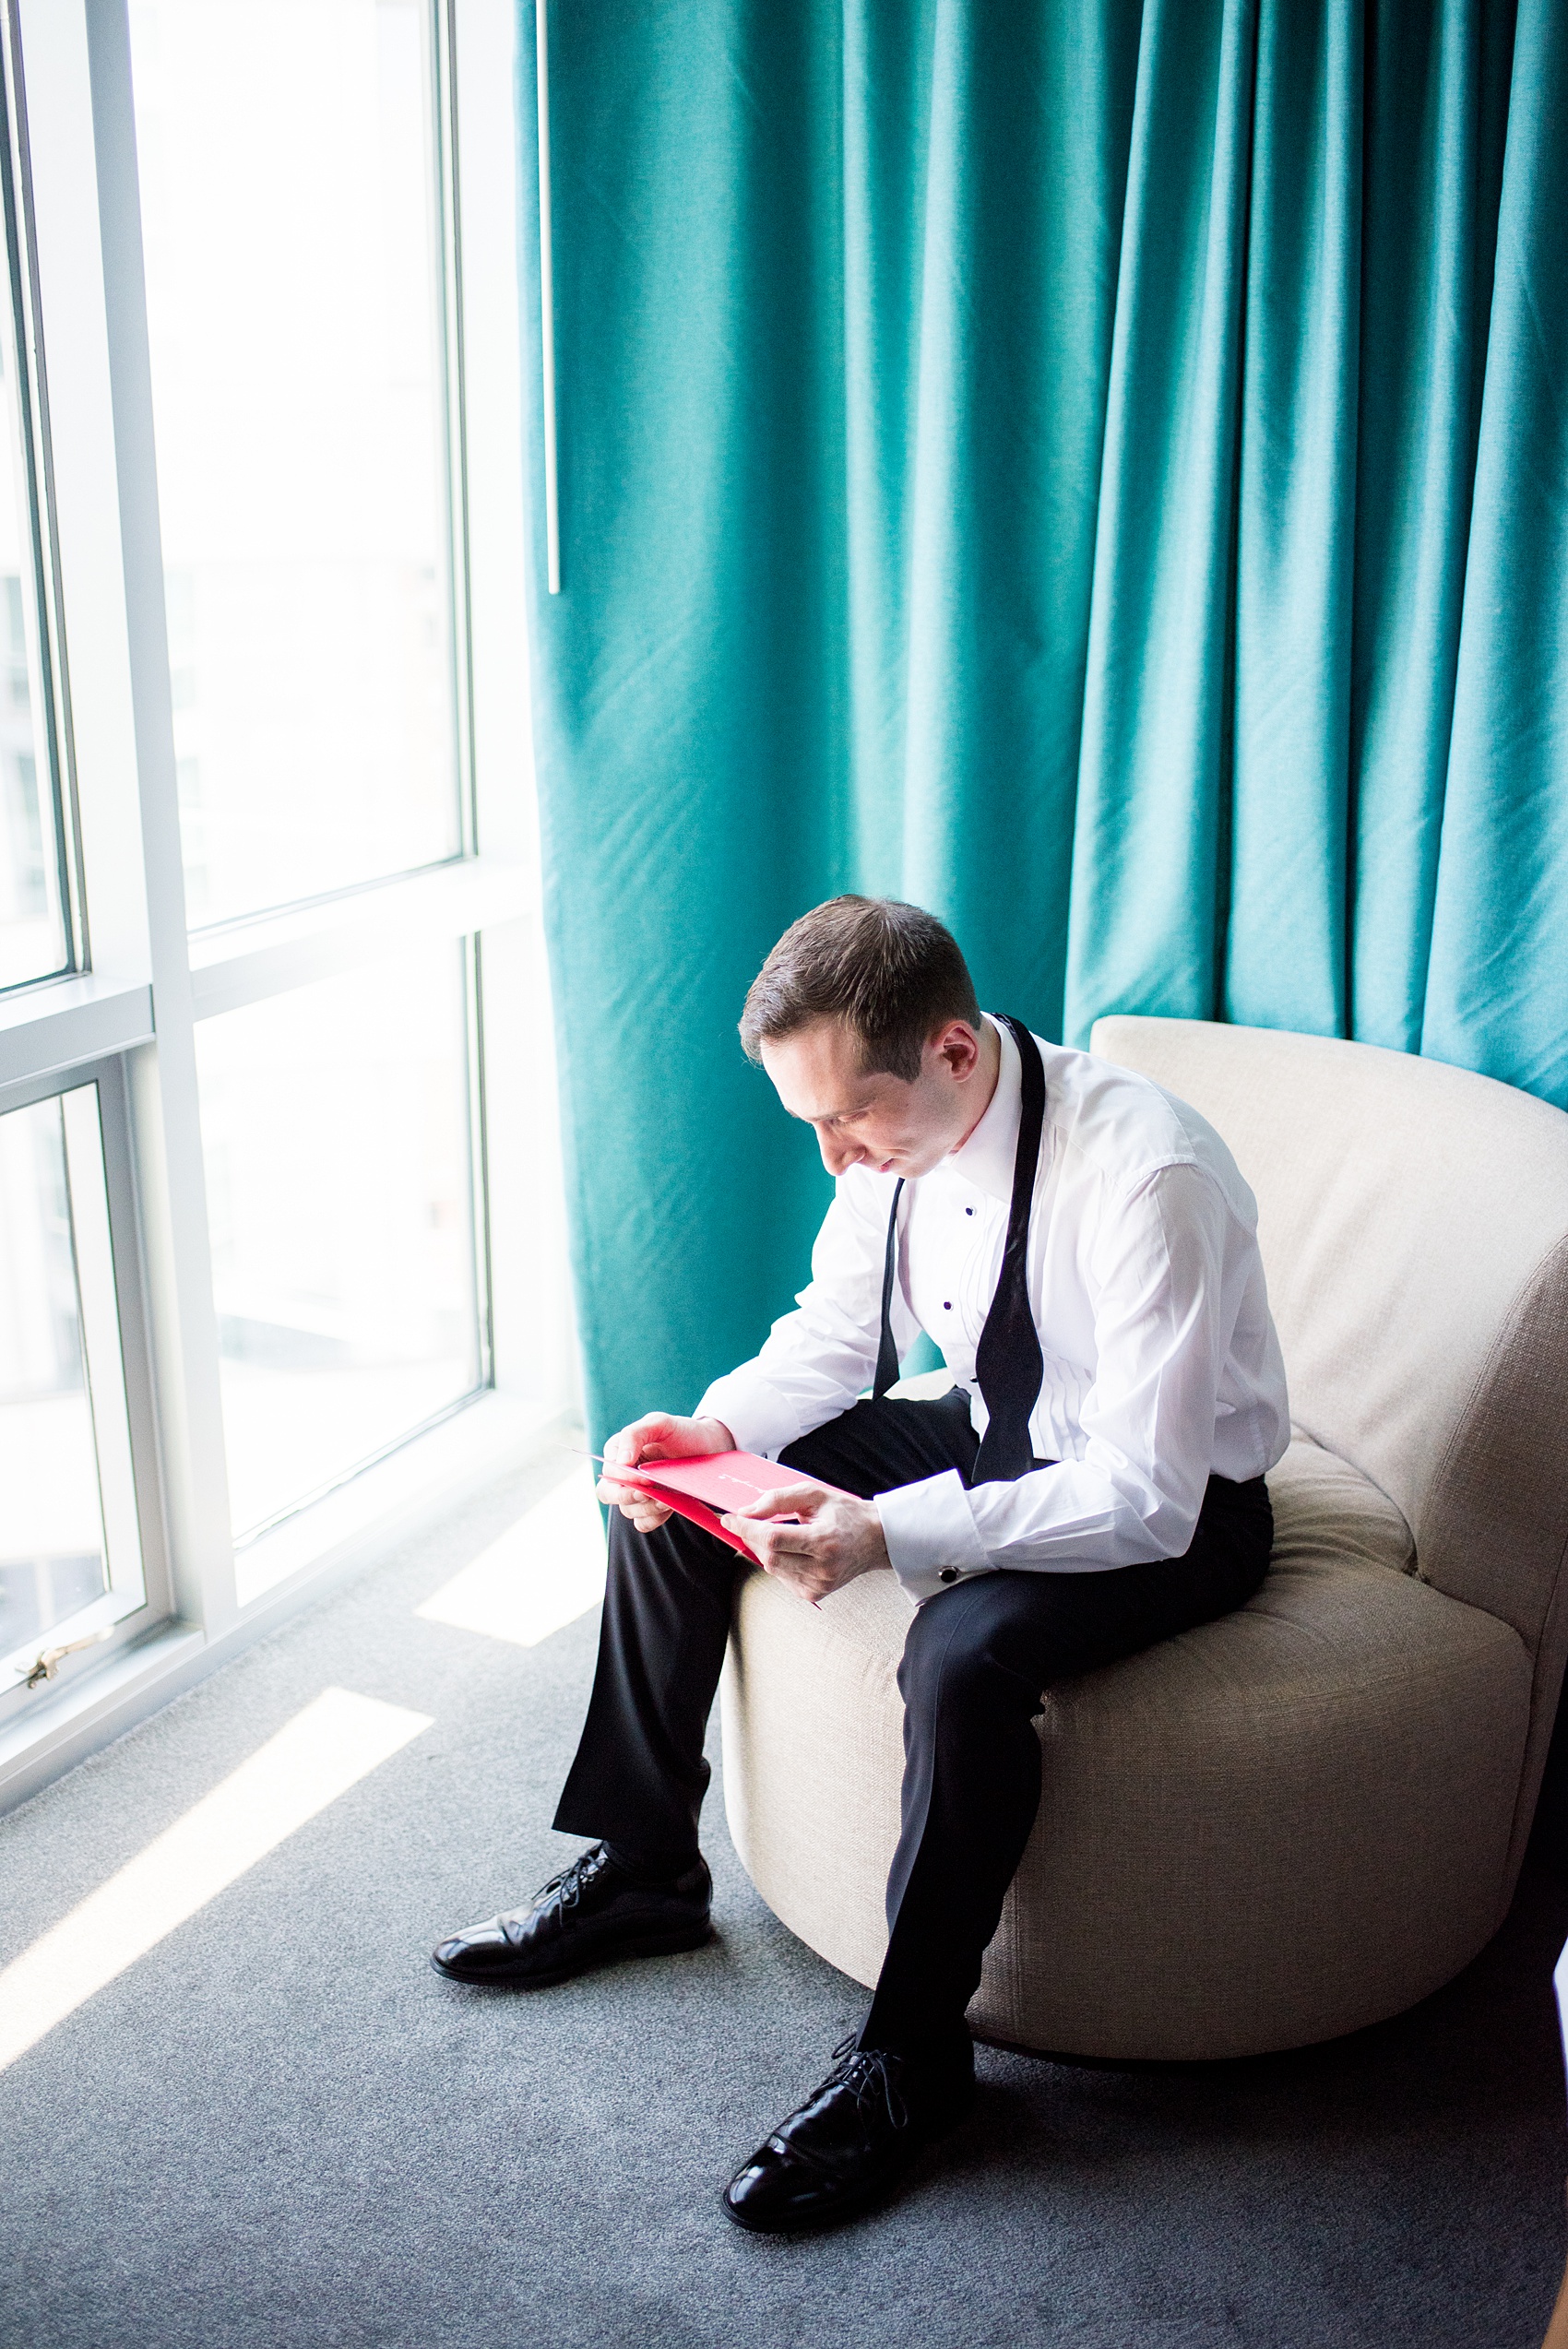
{"left": 78, "top": 0, "right": 236, "bottom": 1638}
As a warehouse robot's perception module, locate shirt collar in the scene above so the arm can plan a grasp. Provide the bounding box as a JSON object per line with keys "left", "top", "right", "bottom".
{"left": 942, "top": 1015, "right": 1020, "bottom": 1205}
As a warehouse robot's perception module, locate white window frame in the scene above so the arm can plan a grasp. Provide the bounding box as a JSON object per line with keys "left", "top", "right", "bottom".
{"left": 0, "top": 0, "right": 575, "bottom": 1809}
{"left": 0, "top": 0, "right": 86, "bottom": 991}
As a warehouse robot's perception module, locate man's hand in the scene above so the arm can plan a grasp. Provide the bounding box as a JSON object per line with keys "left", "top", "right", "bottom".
{"left": 597, "top": 1411, "right": 734, "bottom": 1532}
{"left": 721, "top": 1484, "right": 889, "bottom": 1607}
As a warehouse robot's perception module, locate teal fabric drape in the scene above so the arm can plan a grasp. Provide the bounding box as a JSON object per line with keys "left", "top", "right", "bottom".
{"left": 519, "top": 0, "right": 1567, "bottom": 1444}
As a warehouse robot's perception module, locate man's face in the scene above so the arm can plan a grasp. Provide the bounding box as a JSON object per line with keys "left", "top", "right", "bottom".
{"left": 759, "top": 1016, "right": 990, "bottom": 1180}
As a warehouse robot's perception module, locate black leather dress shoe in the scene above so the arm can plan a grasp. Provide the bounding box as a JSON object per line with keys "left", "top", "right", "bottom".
{"left": 431, "top": 1844, "right": 712, "bottom": 1987}
{"left": 721, "top": 2035, "right": 974, "bottom": 2234}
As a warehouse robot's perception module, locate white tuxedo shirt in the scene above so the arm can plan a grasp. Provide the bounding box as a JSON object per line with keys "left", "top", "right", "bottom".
{"left": 697, "top": 1017, "right": 1289, "bottom": 1605}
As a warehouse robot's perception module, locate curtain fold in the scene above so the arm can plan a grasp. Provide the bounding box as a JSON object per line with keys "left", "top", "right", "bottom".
{"left": 1422, "top": 0, "right": 1568, "bottom": 1099}
{"left": 1226, "top": 0, "right": 1360, "bottom": 1036}
{"left": 1349, "top": 0, "right": 1510, "bottom": 1053}
{"left": 1063, "top": 0, "right": 1258, "bottom": 1042}
{"left": 519, "top": 0, "right": 1566, "bottom": 1443}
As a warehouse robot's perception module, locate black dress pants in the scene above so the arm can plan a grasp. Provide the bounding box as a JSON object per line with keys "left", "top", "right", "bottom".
{"left": 554, "top": 1390, "right": 1273, "bottom": 2056}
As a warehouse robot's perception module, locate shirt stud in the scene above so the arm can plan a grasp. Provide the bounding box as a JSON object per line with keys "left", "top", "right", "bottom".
{"left": 939, "top": 1567, "right": 959, "bottom": 1584}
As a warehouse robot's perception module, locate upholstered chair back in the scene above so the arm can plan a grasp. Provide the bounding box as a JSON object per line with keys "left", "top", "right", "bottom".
{"left": 1091, "top": 1017, "right": 1568, "bottom": 1863}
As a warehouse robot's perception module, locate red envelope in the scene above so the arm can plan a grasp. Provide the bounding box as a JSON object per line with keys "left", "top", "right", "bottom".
{"left": 599, "top": 1450, "right": 849, "bottom": 1556}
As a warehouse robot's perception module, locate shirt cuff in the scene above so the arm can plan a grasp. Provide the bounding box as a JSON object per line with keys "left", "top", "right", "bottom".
{"left": 876, "top": 1470, "right": 993, "bottom": 1605}
{"left": 693, "top": 1369, "right": 803, "bottom": 1462}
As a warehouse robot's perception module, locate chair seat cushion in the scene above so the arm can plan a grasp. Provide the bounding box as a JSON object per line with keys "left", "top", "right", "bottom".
{"left": 1270, "top": 1432, "right": 1416, "bottom": 1576}
{"left": 719, "top": 1442, "right": 1527, "bottom": 2058}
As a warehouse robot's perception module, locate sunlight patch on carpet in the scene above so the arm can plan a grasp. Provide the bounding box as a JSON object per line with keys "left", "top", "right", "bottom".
{"left": 415, "top": 1463, "right": 606, "bottom": 1647}
{"left": 0, "top": 1688, "right": 432, "bottom": 2070}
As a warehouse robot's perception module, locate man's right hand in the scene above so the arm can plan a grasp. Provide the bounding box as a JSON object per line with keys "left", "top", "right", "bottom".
{"left": 598, "top": 1412, "right": 735, "bottom": 1532}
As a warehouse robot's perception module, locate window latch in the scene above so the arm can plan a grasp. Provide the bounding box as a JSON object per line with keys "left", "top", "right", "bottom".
{"left": 18, "top": 1629, "right": 113, "bottom": 1691}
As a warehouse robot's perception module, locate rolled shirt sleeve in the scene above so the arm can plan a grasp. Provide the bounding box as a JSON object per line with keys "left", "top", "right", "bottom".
{"left": 879, "top": 1162, "right": 1236, "bottom": 1603}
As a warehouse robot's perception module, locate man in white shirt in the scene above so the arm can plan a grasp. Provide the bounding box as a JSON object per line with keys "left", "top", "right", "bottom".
{"left": 434, "top": 897, "right": 1289, "bottom": 2231}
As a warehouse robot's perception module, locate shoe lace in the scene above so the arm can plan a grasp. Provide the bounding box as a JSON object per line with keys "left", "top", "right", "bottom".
{"left": 817, "top": 2033, "right": 909, "bottom": 2132}
{"left": 530, "top": 1845, "right": 607, "bottom": 1916}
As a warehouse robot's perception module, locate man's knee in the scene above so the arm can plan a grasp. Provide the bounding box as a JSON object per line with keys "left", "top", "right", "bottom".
{"left": 604, "top": 1509, "right": 659, "bottom": 1573}
{"left": 897, "top": 1582, "right": 1039, "bottom": 1724}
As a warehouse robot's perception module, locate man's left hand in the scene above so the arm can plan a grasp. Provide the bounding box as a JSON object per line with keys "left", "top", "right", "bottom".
{"left": 721, "top": 1484, "right": 889, "bottom": 1606}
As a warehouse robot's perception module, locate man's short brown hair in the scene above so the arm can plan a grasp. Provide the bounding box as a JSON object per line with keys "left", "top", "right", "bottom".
{"left": 740, "top": 896, "right": 982, "bottom": 1084}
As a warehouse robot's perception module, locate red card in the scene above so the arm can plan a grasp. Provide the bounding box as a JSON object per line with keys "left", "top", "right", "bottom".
{"left": 599, "top": 1450, "right": 848, "bottom": 1557}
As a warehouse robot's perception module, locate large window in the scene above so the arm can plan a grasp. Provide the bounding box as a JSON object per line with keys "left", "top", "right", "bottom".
{"left": 128, "top": 0, "right": 466, "bottom": 927}
{"left": 126, "top": 0, "right": 489, "bottom": 1543}
{"left": 0, "top": 0, "right": 568, "bottom": 1792}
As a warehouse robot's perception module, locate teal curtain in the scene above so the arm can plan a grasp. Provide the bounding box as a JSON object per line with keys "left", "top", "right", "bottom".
{"left": 518, "top": 0, "right": 1566, "bottom": 1443}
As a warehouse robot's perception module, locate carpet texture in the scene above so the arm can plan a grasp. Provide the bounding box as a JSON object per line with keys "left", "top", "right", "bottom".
{"left": 2, "top": 1446, "right": 1567, "bottom": 2349}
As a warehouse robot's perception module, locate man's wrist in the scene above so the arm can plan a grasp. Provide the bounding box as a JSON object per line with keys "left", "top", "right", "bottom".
{"left": 693, "top": 1370, "right": 802, "bottom": 1463}
{"left": 878, "top": 1471, "right": 991, "bottom": 1601}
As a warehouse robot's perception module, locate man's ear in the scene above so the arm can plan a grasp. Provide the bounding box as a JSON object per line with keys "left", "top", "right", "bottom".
{"left": 931, "top": 1019, "right": 981, "bottom": 1078}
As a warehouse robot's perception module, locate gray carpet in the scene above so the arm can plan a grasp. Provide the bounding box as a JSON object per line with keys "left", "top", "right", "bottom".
{"left": 3, "top": 1447, "right": 1567, "bottom": 2349}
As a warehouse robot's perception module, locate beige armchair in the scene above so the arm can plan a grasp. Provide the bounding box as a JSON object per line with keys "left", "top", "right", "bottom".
{"left": 719, "top": 1018, "right": 1568, "bottom": 2059}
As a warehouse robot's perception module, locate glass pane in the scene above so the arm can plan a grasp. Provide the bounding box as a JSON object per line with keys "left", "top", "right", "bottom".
{"left": 0, "top": 1097, "right": 106, "bottom": 1655}
{"left": 127, "top": 0, "right": 462, "bottom": 929}
{"left": 196, "top": 945, "right": 481, "bottom": 1536}
{"left": 0, "top": 171, "right": 67, "bottom": 990}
